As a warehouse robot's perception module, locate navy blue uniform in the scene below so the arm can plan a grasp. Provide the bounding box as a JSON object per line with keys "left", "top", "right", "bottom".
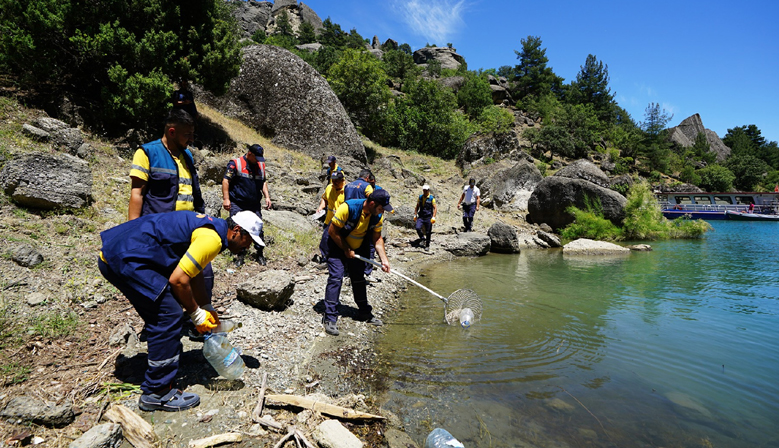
{"left": 99, "top": 212, "right": 227, "bottom": 393}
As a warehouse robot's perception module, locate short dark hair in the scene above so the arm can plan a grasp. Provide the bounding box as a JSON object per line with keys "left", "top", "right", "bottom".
{"left": 359, "top": 169, "right": 372, "bottom": 180}
{"left": 165, "top": 108, "right": 194, "bottom": 129}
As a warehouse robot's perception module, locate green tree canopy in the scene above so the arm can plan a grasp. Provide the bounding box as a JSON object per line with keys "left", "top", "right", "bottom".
{"left": 513, "top": 36, "right": 563, "bottom": 100}
{"left": 457, "top": 73, "right": 493, "bottom": 119}
{"left": 568, "top": 54, "right": 616, "bottom": 124}
{"left": 697, "top": 164, "right": 735, "bottom": 191}
{"left": 0, "top": 0, "right": 241, "bottom": 133}
{"left": 381, "top": 49, "right": 420, "bottom": 90}
{"left": 724, "top": 153, "right": 769, "bottom": 191}
{"left": 327, "top": 49, "right": 391, "bottom": 138}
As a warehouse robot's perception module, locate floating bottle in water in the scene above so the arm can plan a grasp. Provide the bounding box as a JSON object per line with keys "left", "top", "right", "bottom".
{"left": 203, "top": 332, "right": 245, "bottom": 380}
{"left": 213, "top": 319, "right": 242, "bottom": 333}
{"left": 424, "top": 428, "right": 464, "bottom": 448}
{"left": 459, "top": 308, "right": 474, "bottom": 328}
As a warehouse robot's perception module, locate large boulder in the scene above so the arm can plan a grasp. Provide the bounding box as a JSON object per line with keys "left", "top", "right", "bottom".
{"left": 237, "top": 270, "right": 295, "bottom": 310}
{"left": 384, "top": 205, "right": 415, "bottom": 229}
{"left": 457, "top": 131, "right": 522, "bottom": 168}
{"left": 0, "top": 152, "right": 92, "bottom": 209}
{"left": 437, "top": 76, "right": 465, "bottom": 92}
{"left": 667, "top": 114, "right": 731, "bottom": 161}
{"left": 488, "top": 222, "right": 521, "bottom": 254}
{"left": 563, "top": 238, "right": 630, "bottom": 255}
{"left": 553, "top": 159, "right": 610, "bottom": 188}
{"left": 34, "top": 117, "right": 69, "bottom": 133}
{"left": 51, "top": 128, "right": 85, "bottom": 154}
{"left": 413, "top": 47, "right": 465, "bottom": 70}
{"left": 478, "top": 161, "right": 543, "bottom": 210}
{"left": 200, "top": 45, "right": 367, "bottom": 165}
{"left": 262, "top": 209, "right": 316, "bottom": 233}
{"left": 441, "top": 232, "right": 491, "bottom": 257}
{"left": 528, "top": 177, "right": 627, "bottom": 231}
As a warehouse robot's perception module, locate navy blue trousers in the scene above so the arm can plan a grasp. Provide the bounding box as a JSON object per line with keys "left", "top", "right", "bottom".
{"left": 320, "top": 232, "right": 372, "bottom": 323}
{"left": 99, "top": 259, "right": 183, "bottom": 394}
{"left": 462, "top": 203, "right": 476, "bottom": 231}
{"left": 415, "top": 217, "right": 432, "bottom": 246}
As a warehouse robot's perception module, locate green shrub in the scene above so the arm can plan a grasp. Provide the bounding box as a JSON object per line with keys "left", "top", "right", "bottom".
{"left": 477, "top": 106, "right": 514, "bottom": 134}
{"left": 536, "top": 162, "right": 548, "bottom": 176}
{"left": 621, "top": 182, "right": 668, "bottom": 239}
{"left": 560, "top": 196, "right": 622, "bottom": 241}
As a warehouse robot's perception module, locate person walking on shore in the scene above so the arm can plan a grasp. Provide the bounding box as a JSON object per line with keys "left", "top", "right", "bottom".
{"left": 98, "top": 211, "right": 262, "bottom": 411}
{"left": 413, "top": 184, "right": 437, "bottom": 251}
{"left": 456, "top": 178, "right": 480, "bottom": 232}
{"left": 320, "top": 190, "right": 393, "bottom": 336}
{"left": 222, "top": 144, "right": 272, "bottom": 265}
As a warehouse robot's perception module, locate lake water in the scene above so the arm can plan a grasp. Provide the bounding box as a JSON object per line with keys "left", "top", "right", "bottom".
{"left": 375, "top": 221, "right": 779, "bottom": 447}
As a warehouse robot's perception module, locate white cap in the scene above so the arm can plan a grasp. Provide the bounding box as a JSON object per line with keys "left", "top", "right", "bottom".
{"left": 231, "top": 211, "right": 265, "bottom": 247}
{"left": 422, "top": 184, "right": 430, "bottom": 190}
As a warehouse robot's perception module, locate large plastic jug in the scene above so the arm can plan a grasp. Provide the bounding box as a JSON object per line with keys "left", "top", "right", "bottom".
{"left": 459, "top": 308, "right": 474, "bottom": 328}
{"left": 424, "top": 428, "right": 464, "bottom": 448}
{"left": 202, "top": 333, "right": 245, "bottom": 380}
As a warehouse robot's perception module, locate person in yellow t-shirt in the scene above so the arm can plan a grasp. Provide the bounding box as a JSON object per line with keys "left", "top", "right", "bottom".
{"left": 319, "top": 190, "right": 393, "bottom": 336}
{"left": 128, "top": 109, "right": 204, "bottom": 219}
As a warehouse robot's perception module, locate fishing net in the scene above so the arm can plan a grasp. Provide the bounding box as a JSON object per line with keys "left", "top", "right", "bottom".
{"left": 443, "top": 288, "right": 483, "bottom": 326}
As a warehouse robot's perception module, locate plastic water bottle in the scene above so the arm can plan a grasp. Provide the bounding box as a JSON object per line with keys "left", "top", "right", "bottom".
{"left": 202, "top": 333, "right": 245, "bottom": 380}
{"left": 424, "top": 428, "right": 464, "bottom": 448}
{"left": 459, "top": 308, "right": 474, "bottom": 328}
{"left": 214, "top": 320, "right": 242, "bottom": 333}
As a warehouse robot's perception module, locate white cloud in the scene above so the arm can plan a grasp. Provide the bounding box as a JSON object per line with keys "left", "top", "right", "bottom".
{"left": 392, "top": 0, "right": 467, "bottom": 44}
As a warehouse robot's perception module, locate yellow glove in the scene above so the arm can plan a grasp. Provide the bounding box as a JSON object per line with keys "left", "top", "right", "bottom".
{"left": 431, "top": 217, "right": 436, "bottom": 224}
{"left": 189, "top": 308, "right": 217, "bottom": 334}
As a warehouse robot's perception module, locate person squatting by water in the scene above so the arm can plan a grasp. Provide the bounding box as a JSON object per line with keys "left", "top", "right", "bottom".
{"left": 457, "top": 178, "right": 481, "bottom": 232}
{"left": 98, "top": 211, "right": 262, "bottom": 411}
{"left": 319, "top": 190, "right": 393, "bottom": 336}
{"left": 222, "top": 143, "right": 272, "bottom": 266}
{"left": 413, "top": 184, "right": 437, "bottom": 251}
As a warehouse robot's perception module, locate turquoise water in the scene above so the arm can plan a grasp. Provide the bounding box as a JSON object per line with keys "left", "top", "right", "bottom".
{"left": 376, "top": 221, "right": 779, "bottom": 447}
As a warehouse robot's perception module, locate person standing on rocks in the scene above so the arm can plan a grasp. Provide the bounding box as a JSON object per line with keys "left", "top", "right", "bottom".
{"left": 344, "top": 169, "right": 374, "bottom": 201}
{"left": 413, "top": 184, "right": 437, "bottom": 251}
{"left": 320, "top": 190, "right": 393, "bottom": 336}
{"left": 316, "top": 170, "right": 345, "bottom": 258}
{"left": 222, "top": 144, "right": 272, "bottom": 266}
{"left": 128, "top": 110, "right": 216, "bottom": 308}
{"left": 324, "top": 155, "right": 342, "bottom": 185}
{"left": 457, "top": 178, "right": 480, "bottom": 232}
{"left": 98, "top": 210, "right": 262, "bottom": 411}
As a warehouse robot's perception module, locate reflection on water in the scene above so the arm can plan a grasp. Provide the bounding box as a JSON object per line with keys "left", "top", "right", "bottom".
{"left": 376, "top": 222, "right": 779, "bottom": 447}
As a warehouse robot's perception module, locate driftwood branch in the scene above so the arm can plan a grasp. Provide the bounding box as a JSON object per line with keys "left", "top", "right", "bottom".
{"left": 251, "top": 372, "right": 268, "bottom": 423}
{"left": 103, "top": 404, "right": 157, "bottom": 448}
{"left": 188, "top": 433, "right": 242, "bottom": 448}
{"left": 265, "top": 394, "right": 385, "bottom": 420}
{"left": 272, "top": 427, "right": 295, "bottom": 448}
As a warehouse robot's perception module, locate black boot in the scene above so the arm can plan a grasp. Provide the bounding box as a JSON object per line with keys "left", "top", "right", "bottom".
{"left": 255, "top": 248, "right": 267, "bottom": 266}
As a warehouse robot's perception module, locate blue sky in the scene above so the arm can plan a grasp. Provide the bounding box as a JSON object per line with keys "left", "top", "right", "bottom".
{"left": 298, "top": 0, "right": 779, "bottom": 143}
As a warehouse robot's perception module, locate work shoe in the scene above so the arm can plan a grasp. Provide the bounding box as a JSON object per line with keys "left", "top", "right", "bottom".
{"left": 365, "top": 316, "right": 383, "bottom": 326}
{"left": 323, "top": 320, "right": 339, "bottom": 336}
{"left": 234, "top": 254, "right": 245, "bottom": 267}
{"left": 424, "top": 244, "right": 430, "bottom": 252}
{"left": 138, "top": 388, "right": 200, "bottom": 412}
{"left": 255, "top": 252, "right": 267, "bottom": 266}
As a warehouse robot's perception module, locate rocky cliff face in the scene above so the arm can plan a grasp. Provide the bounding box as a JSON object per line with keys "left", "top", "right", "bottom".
{"left": 667, "top": 114, "right": 731, "bottom": 161}
{"left": 230, "top": 0, "right": 323, "bottom": 39}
